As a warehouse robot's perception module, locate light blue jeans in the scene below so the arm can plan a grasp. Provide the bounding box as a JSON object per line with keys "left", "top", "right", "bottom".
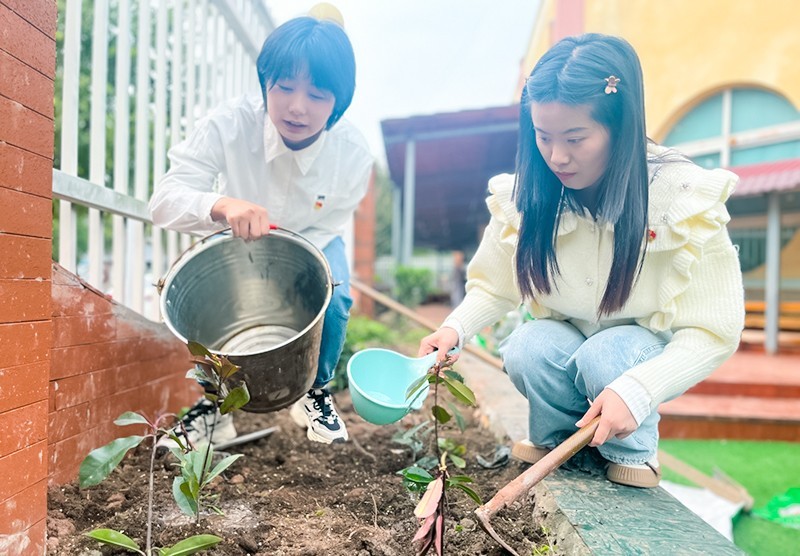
{"left": 313, "top": 236, "right": 352, "bottom": 388}
{"left": 499, "top": 319, "right": 666, "bottom": 465}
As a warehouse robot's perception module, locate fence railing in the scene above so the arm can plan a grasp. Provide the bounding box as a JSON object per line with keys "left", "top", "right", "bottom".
{"left": 53, "top": 0, "right": 274, "bottom": 319}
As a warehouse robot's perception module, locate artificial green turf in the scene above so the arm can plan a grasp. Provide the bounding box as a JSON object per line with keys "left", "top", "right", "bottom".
{"left": 659, "top": 439, "right": 800, "bottom": 556}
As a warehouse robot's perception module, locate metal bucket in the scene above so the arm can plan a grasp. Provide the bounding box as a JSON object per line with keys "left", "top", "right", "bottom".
{"left": 159, "top": 228, "right": 332, "bottom": 413}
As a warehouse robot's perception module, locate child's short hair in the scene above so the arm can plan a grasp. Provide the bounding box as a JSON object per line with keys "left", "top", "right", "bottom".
{"left": 256, "top": 17, "right": 356, "bottom": 129}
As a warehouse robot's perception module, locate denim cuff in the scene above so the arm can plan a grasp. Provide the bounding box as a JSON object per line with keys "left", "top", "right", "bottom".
{"left": 606, "top": 375, "right": 652, "bottom": 426}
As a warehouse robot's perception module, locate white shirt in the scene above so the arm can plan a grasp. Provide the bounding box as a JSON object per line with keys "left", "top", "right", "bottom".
{"left": 149, "top": 93, "right": 374, "bottom": 251}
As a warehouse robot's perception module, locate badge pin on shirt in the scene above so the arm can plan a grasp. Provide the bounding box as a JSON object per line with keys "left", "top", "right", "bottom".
{"left": 314, "top": 194, "right": 326, "bottom": 210}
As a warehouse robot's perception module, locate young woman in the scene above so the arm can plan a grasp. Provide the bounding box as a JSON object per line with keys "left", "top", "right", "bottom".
{"left": 418, "top": 33, "right": 744, "bottom": 488}
{"left": 150, "top": 15, "right": 374, "bottom": 446}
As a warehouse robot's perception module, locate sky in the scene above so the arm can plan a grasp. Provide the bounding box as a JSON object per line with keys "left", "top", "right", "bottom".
{"left": 263, "top": 0, "right": 541, "bottom": 168}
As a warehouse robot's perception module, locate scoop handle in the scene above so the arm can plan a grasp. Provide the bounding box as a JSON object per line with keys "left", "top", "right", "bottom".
{"left": 418, "top": 346, "right": 460, "bottom": 369}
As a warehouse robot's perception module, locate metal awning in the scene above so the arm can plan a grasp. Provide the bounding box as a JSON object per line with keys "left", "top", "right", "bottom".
{"left": 381, "top": 105, "right": 519, "bottom": 257}
{"left": 731, "top": 158, "right": 800, "bottom": 197}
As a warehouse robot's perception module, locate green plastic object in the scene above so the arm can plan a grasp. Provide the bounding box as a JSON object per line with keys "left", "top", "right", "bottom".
{"left": 752, "top": 487, "right": 800, "bottom": 529}
{"left": 347, "top": 347, "right": 458, "bottom": 425}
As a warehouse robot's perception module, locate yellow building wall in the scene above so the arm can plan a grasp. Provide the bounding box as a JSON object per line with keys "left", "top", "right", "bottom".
{"left": 522, "top": 0, "right": 800, "bottom": 140}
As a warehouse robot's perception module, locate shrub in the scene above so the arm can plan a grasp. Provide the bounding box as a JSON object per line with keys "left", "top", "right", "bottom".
{"left": 394, "top": 266, "right": 434, "bottom": 308}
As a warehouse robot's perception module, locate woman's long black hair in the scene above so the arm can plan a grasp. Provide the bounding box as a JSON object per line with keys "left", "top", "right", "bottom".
{"left": 514, "top": 33, "right": 649, "bottom": 316}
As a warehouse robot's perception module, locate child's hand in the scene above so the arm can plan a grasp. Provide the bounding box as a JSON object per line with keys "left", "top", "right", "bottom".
{"left": 211, "top": 197, "right": 271, "bottom": 240}
{"left": 576, "top": 389, "right": 637, "bottom": 447}
{"left": 418, "top": 327, "right": 460, "bottom": 363}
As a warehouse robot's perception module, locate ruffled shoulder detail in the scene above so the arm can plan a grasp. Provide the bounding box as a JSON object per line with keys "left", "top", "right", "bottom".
{"left": 643, "top": 152, "right": 739, "bottom": 331}
{"left": 646, "top": 158, "right": 737, "bottom": 253}
{"left": 486, "top": 173, "right": 521, "bottom": 229}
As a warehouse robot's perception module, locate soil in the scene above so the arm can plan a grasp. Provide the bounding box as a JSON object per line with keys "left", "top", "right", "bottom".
{"left": 46, "top": 390, "right": 548, "bottom": 556}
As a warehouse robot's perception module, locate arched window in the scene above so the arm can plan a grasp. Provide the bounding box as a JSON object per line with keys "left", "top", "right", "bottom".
{"left": 664, "top": 87, "right": 800, "bottom": 169}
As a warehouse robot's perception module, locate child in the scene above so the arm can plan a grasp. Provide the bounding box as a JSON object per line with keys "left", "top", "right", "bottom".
{"left": 418, "top": 33, "right": 744, "bottom": 487}
{"left": 150, "top": 13, "right": 374, "bottom": 445}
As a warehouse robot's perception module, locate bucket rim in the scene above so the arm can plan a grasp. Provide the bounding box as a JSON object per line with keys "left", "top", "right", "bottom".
{"left": 158, "top": 228, "right": 333, "bottom": 357}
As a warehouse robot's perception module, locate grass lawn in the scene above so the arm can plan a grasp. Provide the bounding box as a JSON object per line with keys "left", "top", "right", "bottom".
{"left": 659, "top": 439, "right": 800, "bottom": 556}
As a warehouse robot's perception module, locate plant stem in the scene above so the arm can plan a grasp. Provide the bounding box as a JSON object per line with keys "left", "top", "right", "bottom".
{"left": 146, "top": 435, "right": 157, "bottom": 555}
{"left": 196, "top": 403, "right": 218, "bottom": 525}
{"left": 433, "top": 364, "right": 441, "bottom": 462}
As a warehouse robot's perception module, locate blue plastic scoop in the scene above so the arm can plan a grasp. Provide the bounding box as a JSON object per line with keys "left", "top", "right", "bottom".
{"left": 347, "top": 347, "right": 459, "bottom": 425}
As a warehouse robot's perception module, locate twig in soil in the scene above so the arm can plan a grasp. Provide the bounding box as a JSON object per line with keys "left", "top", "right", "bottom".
{"left": 351, "top": 435, "right": 377, "bottom": 462}
{"left": 370, "top": 494, "right": 378, "bottom": 528}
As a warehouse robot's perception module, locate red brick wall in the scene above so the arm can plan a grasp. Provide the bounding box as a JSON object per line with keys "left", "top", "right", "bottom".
{"left": 49, "top": 265, "right": 199, "bottom": 486}
{"left": 352, "top": 168, "right": 376, "bottom": 316}
{"left": 0, "top": 1, "right": 56, "bottom": 553}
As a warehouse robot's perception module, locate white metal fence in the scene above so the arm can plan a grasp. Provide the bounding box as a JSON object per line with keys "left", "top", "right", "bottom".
{"left": 53, "top": 0, "right": 274, "bottom": 319}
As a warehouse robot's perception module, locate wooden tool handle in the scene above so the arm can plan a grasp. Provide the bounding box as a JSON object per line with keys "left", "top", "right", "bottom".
{"left": 476, "top": 416, "right": 601, "bottom": 518}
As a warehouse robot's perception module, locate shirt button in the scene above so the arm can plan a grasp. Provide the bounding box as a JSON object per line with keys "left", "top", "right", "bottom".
{"left": 585, "top": 278, "right": 594, "bottom": 286}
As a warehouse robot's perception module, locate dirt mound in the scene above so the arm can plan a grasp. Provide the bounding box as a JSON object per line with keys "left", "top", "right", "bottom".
{"left": 47, "top": 391, "right": 547, "bottom": 555}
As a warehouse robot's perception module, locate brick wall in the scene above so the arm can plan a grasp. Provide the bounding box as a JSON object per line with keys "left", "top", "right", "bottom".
{"left": 0, "top": 1, "right": 56, "bottom": 553}
{"left": 352, "top": 168, "right": 376, "bottom": 316}
{"left": 49, "top": 265, "right": 199, "bottom": 486}
{"left": 0, "top": 2, "right": 200, "bottom": 552}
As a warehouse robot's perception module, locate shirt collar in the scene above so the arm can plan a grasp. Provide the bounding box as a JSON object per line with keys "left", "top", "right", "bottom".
{"left": 263, "top": 114, "right": 328, "bottom": 175}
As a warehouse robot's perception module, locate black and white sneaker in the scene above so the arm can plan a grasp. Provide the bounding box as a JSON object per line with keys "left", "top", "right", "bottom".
{"left": 289, "top": 388, "right": 349, "bottom": 444}
{"left": 156, "top": 397, "right": 237, "bottom": 451}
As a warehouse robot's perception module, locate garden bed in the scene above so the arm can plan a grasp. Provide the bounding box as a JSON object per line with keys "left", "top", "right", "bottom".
{"left": 47, "top": 390, "right": 547, "bottom": 555}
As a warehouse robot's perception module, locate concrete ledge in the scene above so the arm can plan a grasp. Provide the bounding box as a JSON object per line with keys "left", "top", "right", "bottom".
{"left": 535, "top": 470, "right": 743, "bottom": 555}
{"left": 455, "top": 352, "right": 744, "bottom": 555}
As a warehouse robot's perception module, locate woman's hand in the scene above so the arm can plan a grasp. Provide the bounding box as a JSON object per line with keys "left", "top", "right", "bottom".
{"left": 575, "top": 389, "right": 638, "bottom": 447}
{"left": 418, "top": 327, "right": 460, "bottom": 363}
{"left": 211, "top": 197, "right": 271, "bottom": 240}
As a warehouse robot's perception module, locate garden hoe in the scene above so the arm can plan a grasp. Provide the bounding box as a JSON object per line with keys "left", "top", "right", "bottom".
{"left": 474, "top": 416, "right": 601, "bottom": 556}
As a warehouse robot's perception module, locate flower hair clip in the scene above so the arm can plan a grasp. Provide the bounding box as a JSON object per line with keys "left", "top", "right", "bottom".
{"left": 604, "top": 75, "right": 620, "bottom": 94}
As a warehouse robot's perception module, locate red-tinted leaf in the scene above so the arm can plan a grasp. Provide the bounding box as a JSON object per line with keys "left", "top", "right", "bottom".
{"left": 414, "top": 476, "right": 443, "bottom": 519}
{"left": 434, "top": 512, "right": 444, "bottom": 556}
{"left": 412, "top": 513, "right": 436, "bottom": 542}
{"left": 415, "top": 534, "right": 434, "bottom": 556}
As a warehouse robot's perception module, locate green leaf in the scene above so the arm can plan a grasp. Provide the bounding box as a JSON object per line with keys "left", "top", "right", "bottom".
{"left": 203, "top": 453, "right": 243, "bottom": 486}
{"left": 447, "top": 475, "right": 474, "bottom": 485}
{"left": 219, "top": 384, "right": 250, "bottom": 415}
{"left": 218, "top": 361, "right": 240, "bottom": 380}
{"left": 442, "top": 375, "right": 476, "bottom": 406}
{"left": 84, "top": 529, "right": 144, "bottom": 554}
{"left": 173, "top": 477, "right": 198, "bottom": 516}
{"left": 202, "top": 392, "right": 219, "bottom": 404}
{"left": 443, "top": 369, "right": 465, "bottom": 383}
{"left": 415, "top": 455, "right": 439, "bottom": 470}
{"left": 448, "top": 402, "right": 467, "bottom": 432}
{"left": 454, "top": 483, "right": 482, "bottom": 504}
{"left": 113, "top": 412, "right": 150, "bottom": 427}
{"left": 79, "top": 436, "right": 144, "bottom": 488}
{"left": 160, "top": 534, "right": 222, "bottom": 555}
{"left": 187, "top": 341, "right": 212, "bottom": 357}
{"left": 185, "top": 445, "right": 214, "bottom": 482}
{"left": 399, "top": 466, "right": 434, "bottom": 484}
{"left": 405, "top": 375, "right": 428, "bottom": 399}
{"left": 431, "top": 405, "right": 451, "bottom": 424}
{"left": 448, "top": 454, "right": 466, "bottom": 469}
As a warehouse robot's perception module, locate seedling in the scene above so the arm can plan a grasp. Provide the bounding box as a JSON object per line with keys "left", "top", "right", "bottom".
{"left": 170, "top": 341, "right": 250, "bottom": 523}
{"left": 78, "top": 411, "right": 222, "bottom": 555}
{"left": 77, "top": 341, "right": 250, "bottom": 554}
{"left": 398, "top": 356, "right": 481, "bottom": 556}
